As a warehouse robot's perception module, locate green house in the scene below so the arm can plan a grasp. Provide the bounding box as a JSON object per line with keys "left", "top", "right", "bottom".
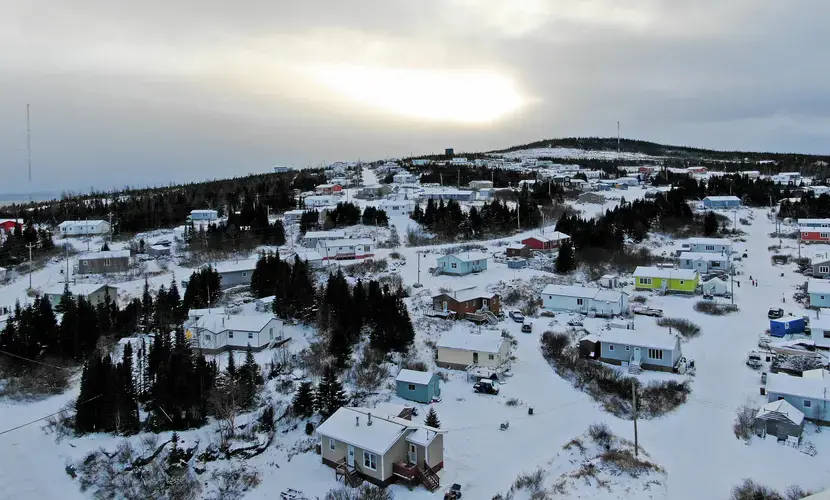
{"left": 633, "top": 266, "right": 699, "bottom": 294}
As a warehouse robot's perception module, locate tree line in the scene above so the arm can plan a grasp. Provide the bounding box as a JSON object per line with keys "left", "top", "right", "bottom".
{"left": 0, "top": 222, "right": 57, "bottom": 268}
{"left": 298, "top": 202, "right": 389, "bottom": 234}
{"left": 250, "top": 252, "right": 317, "bottom": 323}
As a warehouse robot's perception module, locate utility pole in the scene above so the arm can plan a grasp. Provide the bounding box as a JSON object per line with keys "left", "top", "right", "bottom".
{"left": 417, "top": 252, "right": 421, "bottom": 286}
{"left": 26, "top": 243, "right": 35, "bottom": 290}
{"left": 731, "top": 274, "right": 735, "bottom": 305}
{"left": 65, "top": 244, "right": 70, "bottom": 283}
{"left": 108, "top": 212, "right": 114, "bottom": 244}
{"left": 632, "top": 379, "right": 639, "bottom": 457}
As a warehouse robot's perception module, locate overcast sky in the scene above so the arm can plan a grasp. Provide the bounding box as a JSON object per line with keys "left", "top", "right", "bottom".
{"left": 1, "top": 1, "right": 828, "bottom": 194}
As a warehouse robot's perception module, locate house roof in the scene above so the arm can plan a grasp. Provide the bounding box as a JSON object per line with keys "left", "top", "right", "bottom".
{"left": 304, "top": 230, "right": 346, "bottom": 239}
{"left": 798, "top": 219, "right": 830, "bottom": 225}
{"left": 678, "top": 252, "right": 729, "bottom": 262}
{"left": 372, "top": 402, "right": 412, "bottom": 419}
{"left": 809, "top": 279, "right": 830, "bottom": 295}
{"left": 633, "top": 266, "right": 698, "bottom": 280}
{"left": 190, "top": 209, "right": 217, "bottom": 214}
{"left": 756, "top": 400, "right": 805, "bottom": 426}
{"left": 542, "top": 284, "right": 602, "bottom": 300}
{"left": 287, "top": 250, "right": 323, "bottom": 262}
{"left": 192, "top": 314, "right": 275, "bottom": 334}
{"left": 597, "top": 328, "right": 679, "bottom": 351}
{"left": 317, "top": 238, "right": 374, "bottom": 248}
{"left": 78, "top": 250, "right": 131, "bottom": 261}
{"left": 685, "top": 237, "right": 731, "bottom": 246}
{"left": 767, "top": 370, "right": 830, "bottom": 401}
{"left": 396, "top": 369, "right": 434, "bottom": 386}
{"left": 506, "top": 243, "right": 527, "bottom": 250}
{"left": 704, "top": 196, "right": 740, "bottom": 202}
{"left": 316, "top": 407, "right": 416, "bottom": 455}
{"left": 406, "top": 427, "right": 441, "bottom": 447}
{"left": 443, "top": 252, "right": 489, "bottom": 262}
{"left": 810, "top": 314, "right": 830, "bottom": 332}
{"left": 523, "top": 232, "right": 569, "bottom": 243}
{"left": 594, "top": 289, "right": 628, "bottom": 302}
{"left": 436, "top": 287, "right": 497, "bottom": 303}
{"left": 436, "top": 330, "right": 505, "bottom": 354}
{"left": 58, "top": 220, "right": 107, "bottom": 228}
{"left": 209, "top": 258, "right": 259, "bottom": 274}
{"left": 42, "top": 283, "right": 115, "bottom": 297}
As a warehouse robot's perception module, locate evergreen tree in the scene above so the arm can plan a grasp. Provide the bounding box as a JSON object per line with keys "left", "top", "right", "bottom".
{"left": 237, "top": 346, "right": 264, "bottom": 409}
{"left": 316, "top": 367, "right": 348, "bottom": 418}
{"left": 292, "top": 381, "right": 315, "bottom": 418}
{"left": 703, "top": 211, "right": 718, "bottom": 236}
{"left": 116, "top": 342, "right": 140, "bottom": 434}
{"left": 226, "top": 352, "right": 237, "bottom": 380}
{"left": 424, "top": 407, "right": 441, "bottom": 428}
{"left": 141, "top": 279, "right": 154, "bottom": 331}
{"left": 555, "top": 240, "right": 576, "bottom": 274}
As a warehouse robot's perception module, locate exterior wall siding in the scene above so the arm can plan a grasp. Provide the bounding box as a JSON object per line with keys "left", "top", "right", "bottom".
{"left": 688, "top": 243, "right": 731, "bottom": 254}
{"left": 426, "top": 434, "right": 444, "bottom": 469}
{"left": 599, "top": 342, "right": 677, "bottom": 370}
{"left": 78, "top": 257, "right": 130, "bottom": 274}
{"left": 219, "top": 270, "right": 254, "bottom": 289}
{"left": 634, "top": 276, "right": 698, "bottom": 293}
{"left": 436, "top": 344, "right": 506, "bottom": 370}
{"left": 431, "top": 294, "right": 500, "bottom": 318}
{"left": 437, "top": 256, "right": 488, "bottom": 276}
{"left": 396, "top": 380, "right": 432, "bottom": 404}
{"left": 766, "top": 392, "right": 829, "bottom": 422}
{"left": 809, "top": 293, "right": 830, "bottom": 308}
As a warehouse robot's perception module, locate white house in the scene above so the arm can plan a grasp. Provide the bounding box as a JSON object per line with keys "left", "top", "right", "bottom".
{"left": 58, "top": 220, "right": 110, "bottom": 236}
{"left": 380, "top": 199, "right": 415, "bottom": 216}
{"left": 316, "top": 239, "right": 375, "bottom": 261}
{"left": 392, "top": 172, "right": 419, "bottom": 184}
{"left": 189, "top": 209, "right": 218, "bottom": 222}
{"left": 304, "top": 195, "right": 338, "bottom": 208}
{"left": 189, "top": 314, "right": 283, "bottom": 354}
{"left": 682, "top": 237, "right": 732, "bottom": 255}
{"left": 436, "top": 330, "right": 510, "bottom": 371}
{"left": 541, "top": 284, "right": 629, "bottom": 316}
{"left": 450, "top": 157, "right": 469, "bottom": 165}
{"left": 468, "top": 180, "right": 493, "bottom": 190}
{"left": 766, "top": 369, "right": 830, "bottom": 423}
{"left": 583, "top": 329, "right": 683, "bottom": 372}
{"left": 303, "top": 230, "right": 346, "bottom": 248}
{"left": 283, "top": 209, "right": 306, "bottom": 225}
{"left": 678, "top": 252, "right": 730, "bottom": 273}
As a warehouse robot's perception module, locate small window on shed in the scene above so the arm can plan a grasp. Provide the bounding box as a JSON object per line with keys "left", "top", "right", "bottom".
{"left": 609, "top": 344, "right": 615, "bottom": 351}
{"left": 804, "top": 400, "right": 812, "bottom": 408}
{"left": 408, "top": 384, "right": 415, "bottom": 391}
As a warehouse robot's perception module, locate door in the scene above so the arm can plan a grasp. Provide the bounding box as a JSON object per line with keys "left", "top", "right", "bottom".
{"left": 473, "top": 352, "right": 479, "bottom": 364}
{"left": 442, "top": 301, "right": 448, "bottom": 312}
{"left": 633, "top": 347, "right": 641, "bottom": 363}
{"left": 347, "top": 445, "right": 355, "bottom": 467}
{"left": 408, "top": 444, "right": 417, "bottom": 465}
{"left": 482, "top": 299, "right": 489, "bottom": 311}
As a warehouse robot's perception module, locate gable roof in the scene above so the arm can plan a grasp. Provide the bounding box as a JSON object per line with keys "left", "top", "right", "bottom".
{"left": 441, "top": 252, "right": 489, "bottom": 263}
{"left": 316, "top": 407, "right": 417, "bottom": 455}
{"left": 435, "top": 287, "right": 497, "bottom": 303}
{"left": 436, "top": 330, "right": 505, "bottom": 353}
{"left": 809, "top": 279, "right": 830, "bottom": 295}
{"left": 42, "top": 283, "right": 115, "bottom": 297}
{"left": 524, "top": 232, "right": 570, "bottom": 243}
{"left": 304, "top": 230, "right": 346, "bottom": 240}
{"left": 704, "top": 195, "right": 740, "bottom": 202}
{"left": 58, "top": 220, "right": 108, "bottom": 228}
{"left": 192, "top": 314, "right": 275, "bottom": 334}
{"left": 209, "top": 258, "right": 259, "bottom": 274}
{"left": 396, "top": 369, "right": 434, "bottom": 386}
{"left": 594, "top": 329, "right": 679, "bottom": 351}
{"left": 78, "top": 250, "right": 131, "bottom": 261}
{"left": 685, "top": 237, "right": 731, "bottom": 247}
{"left": 756, "top": 399, "right": 804, "bottom": 426}
{"left": 767, "top": 370, "right": 830, "bottom": 401}
{"left": 317, "top": 238, "right": 374, "bottom": 248}
{"left": 633, "top": 266, "right": 698, "bottom": 280}
{"left": 678, "top": 252, "right": 729, "bottom": 262}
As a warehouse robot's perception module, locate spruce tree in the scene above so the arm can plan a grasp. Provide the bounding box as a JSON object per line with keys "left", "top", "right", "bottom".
{"left": 555, "top": 240, "right": 576, "bottom": 274}
{"left": 141, "top": 278, "right": 154, "bottom": 331}
{"left": 292, "top": 381, "right": 315, "bottom": 418}
{"left": 226, "top": 352, "right": 237, "bottom": 380}
{"left": 703, "top": 211, "right": 718, "bottom": 236}
{"left": 117, "top": 342, "right": 140, "bottom": 434}
{"left": 237, "top": 346, "right": 263, "bottom": 409}
{"left": 317, "top": 367, "right": 348, "bottom": 418}
{"left": 424, "top": 407, "right": 441, "bottom": 428}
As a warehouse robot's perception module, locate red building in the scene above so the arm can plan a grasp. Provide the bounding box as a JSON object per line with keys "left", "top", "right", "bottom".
{"left": 522, "top": 232, "right": 570, "bottom": 252}
{"left": 0, "top": 219, "right": 22, "bottom": 234}
{"left": 801, "top": 228, "right": 830, "bottom": 244}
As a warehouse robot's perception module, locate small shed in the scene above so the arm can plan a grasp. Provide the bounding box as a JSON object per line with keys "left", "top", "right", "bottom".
{"left": 701, "top": 277, "right": 728, "bottom": 296}
{"left": 755, "top": 400, "right": 804, "bottom": 441}
{"left": 600, "top": 275, "right": 619, "bottom": 289}
{"left": 505, "top": 243, "right": 530, "bottom": 258}
{"left": 507, "top": 258, "right": 527, "bottom": 269}
{"left": 255, "top": 295, "right": 275, "bottom": 313}
{"left": 770, "top": 316, "right": 806, "bottom": 337}
{"left": 395, "top": 369, "right": 440, "bottom": 404}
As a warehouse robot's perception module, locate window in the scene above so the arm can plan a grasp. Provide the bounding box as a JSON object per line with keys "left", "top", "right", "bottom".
{"left": 609, "top": 344, "right": 615, "bottom": 351}
{"left": 229, "top": 331, "right": 234, "bottom": 338}
{"left": 488, "top": 354, "right": 495, "bottom": 360}
{"left": 705, "top": 245, "right": 715, "bottom": 251}
{"left": 778, "top": 396, "right": 784, "bottom": 401}
{"left": 408, "top": 384, "right": 416, "bottom": 391}
{"left": 248, "top": 332, "right": 254, "bottom": 339}
{"left": 104, "top": 259, "right": 111, "bottom": 266}
{"left": 804, "top": 400, "right": 812, "bottom": 408}
{"left": 822, "top": 296, "right": 826, "bottom": 300}
{"left": 639, "top": 278, "right": 652, "bottom": 285}
{"left": 625, "top": 346, "right": 630, "bottom": 351}
{"left": 329, "top": 438, "right": 335, "bottom": 451}
{"left": 451, "top": 263, "right": 457, "bottom": 269}
{"left": 242, "top": 272, "right": 248, "bottom": 277}
{"left": 363, "top": 452, "right": 377, "bottom": 470}
{"left": 821, "top": 266, "right": 830, "bottom": 274}
{"left": 711, "top": 262, "right": 721, "bottom": 268}
{"left": 576, "top": 298, "right": 584, "bottom": 305}
{"left": 648, "top": 349, "right": 663, "bottom": 360}
{"left": 822, "top": 233, "right": 829, "bottom": 239}
{"left": 205, "top": 335, "right": 211, "bottom": 341}
{"left": 679, "top": 280, "right": 685, "bottom": 285}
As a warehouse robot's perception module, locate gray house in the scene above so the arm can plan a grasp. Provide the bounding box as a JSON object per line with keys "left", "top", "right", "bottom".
{"left": 812, "top": 255, "right": 830, "bottom": 278}
{"left": 77, "top": 250, "right": 132, "bottom": 274}
{"left": 754, "top": 399, "right": 804, "bottom": 441}
{"left": 678, "top": 252, "right": 730, "bottom": 273}
{"left": 43, "top": 284, "right": 119, "bottom": 309}
{"left": 581, "top": 329, "right": 682, "bottom": 372}
{"left": 147, "top": 244, "right": 172, "bottom": 257}
{"left": 682, "top": 237, "right": 732, "bottom": 255}
{"left": 208, "top": 258, "right": 259, "bottom": 289}
{"left": 766, "top": 369, "right": 830, "bottom": 422}
{"left": 578, "top": 192, "right": 606, "bottom": 204}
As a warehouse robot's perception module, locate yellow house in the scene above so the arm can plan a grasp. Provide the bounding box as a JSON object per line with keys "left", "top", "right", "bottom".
{"left": 633, "top": 266, "right": 699, "bottom": 293}
{"left": 435, "top": 330, "right": 511, "bottom": 371}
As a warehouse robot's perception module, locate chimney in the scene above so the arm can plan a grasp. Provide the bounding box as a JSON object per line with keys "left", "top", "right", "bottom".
{"left": 355, "top": 416, "right": 360, "bottom": 426}
{"left": 367, "top": 413, "right": 373, "bottom": 426}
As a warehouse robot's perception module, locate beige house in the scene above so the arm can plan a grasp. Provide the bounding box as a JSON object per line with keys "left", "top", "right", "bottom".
{"left": 435, "top": 330, "right": 511, "bottom": 371}
{"left": 42, "top": 284, "right": 119, "bottom": 309}
{"left": 316, "top": 406, "right": 444, "bottom": 491}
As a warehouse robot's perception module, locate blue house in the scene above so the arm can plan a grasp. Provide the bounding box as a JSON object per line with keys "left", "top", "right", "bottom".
{"left": 437, "top": 252, "right": 489, "bottom": 276}
{"left": 770, "top": 316, "right": 806, "bottom": 337}
{"left": 702, "top": 196, "right": 741, "bottom": 209}
{"left": 808, "top": 279, "right": 830, "bottom": 308}
{"left": 395, "top": 369, "right": 440, "bottom": 404}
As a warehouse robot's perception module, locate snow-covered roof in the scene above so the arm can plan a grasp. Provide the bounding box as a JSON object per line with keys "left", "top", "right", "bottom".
{"left": 685, "top": 237, "right": 731, "bottom": 246}
{"left": 436, "top": 330, "right": 505, "bottom": 354}
{"left": 703, "top": 196, "right": 740, "bottom": 202}
{"left": 678, "top": 252, "right": 729, "bottom": 262}
{"left": 284, "top": 209, "right": 306, "bottom": 215}
{"left": 78, "top": 250, "right": 131, "bottom": 260}
{"left": 798, "top": 219, "right": 830, "bottom": 225}
{"left": 372, "top": 402, "right": 411, "bottom": 419}
{"left": 633, "top": 267, "right": 698, "bottom": 280}
{"left": 524, "top": 232, "right": 569, "bottom": 243}
{"left": 304, "top": 230, "right": 346, "bottom": 239}
{"left": 437, "top": 287, "right": 497, "bottom": 302}
{"left": 396, "top": 369, "right": 434, "bottom": 385}
{"left": 767, "top": 370, "right": 830, "bottom": 401}
{"left": 406, "top": 427, "right": 441, "bottom": 447}
{"left": 317, "top": 238, "right": 374, "bottom": 248}
{"left": 543, "top": 284, "right": 601, "bottom": 300}
{"left": 190, "top": 209, "right": 217, "bottom": 214}
{"left": 808, "top": 279, "right": 830, "bottom": 295}
{"left": 187, "top": 307, "right": 223, "bottom": 317}
{"left": 756, "top": 400, "right": 805, "bottom": 426}
{"left": 594, "top": 289, "right": 628, "bottom": 302}
{"left": 58, "top": 220, "right": 107, "bottom": 228}
{"left": 444, "top": 252, "right": 489, "bottom": 262}
{"left": 810, "top": 315, "right": 830, "bottom": 332}
{"left": 598, "top": 328, "right": 679, "bottom": 351}
{"left": 506, "top": 243, "right": 527, "bottom": 250}
{"left": 287, "top": 250, "right": 323, "bottom": 262}
{"left": 42, "top": 283, "right": 116, "bottom": 296}
{"left": 255, "top": 295, "right": 276, "bottom": 303}
{"left": 209, "top": 258, "right": 259, "bottom": 274}
{"left": 193, "top": 314, "right": 275, "bottom": 333}
{"left": 316, "top": 407, "right": 414, "bottom": 455}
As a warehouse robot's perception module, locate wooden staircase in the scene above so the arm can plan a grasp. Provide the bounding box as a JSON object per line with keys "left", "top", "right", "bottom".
{"left": 415, "top": 463, "right": 440, "bottom": 492}
{"left": 335, "top": 459, "right": 363, "bottom": 487}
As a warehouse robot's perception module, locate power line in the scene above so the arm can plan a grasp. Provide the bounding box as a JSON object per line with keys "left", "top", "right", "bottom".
{"left": 0, "top": 348, "right": 75, "bottom": 372}
{"left": 0, "top": 394, "right": 101, "bottom": 437}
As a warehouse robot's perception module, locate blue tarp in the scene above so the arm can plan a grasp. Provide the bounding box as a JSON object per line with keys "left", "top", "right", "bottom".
{"left": 770, "top": 317, "right": 805, "bottom": 337}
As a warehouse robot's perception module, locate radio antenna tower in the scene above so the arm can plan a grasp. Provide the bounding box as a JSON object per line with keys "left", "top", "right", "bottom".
{"left": 27, "top": 104, "right": 32, "bottom": 201}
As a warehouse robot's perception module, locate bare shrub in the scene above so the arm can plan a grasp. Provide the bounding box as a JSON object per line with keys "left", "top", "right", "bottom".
{"left": 343, "top": 259, "right": 388, "bottom": 275}
{"left": 600, "top": 449, "right": 664, "bottom": 476}
{"left": 206, "top": 464, "right": 261, "bottom": 500}
{"left": 404, "top": 360, "right": 428, "bottom": 372}
{"left": 631, "top": 295, "right": 648, "bottom": 303}
{"left": 694, "top": 301, "right": 739, "bottom": 315}
{"left": 505, "top": 398, "right": 520, "bottom": 407}
{"left": 42, "top": 400, "right": 76, "bottom": 442}
{"left": 587, "top": 423, "right": 613, "bottom": 449}
{"left": 733, "top": 402, "right": 758, "bottom": 441}
{"left": 656, "top": 317, "right": 701, "bottom": 338}
{"left": 389, "top": 251, "right": 401, "bottom": 259}
{"left": 0, "top": 358, "right": 73, "bottom": 400}
{"left": 731, "top": 479, "right": 784, "bottom": 500}
{"left": 513, "top": 469, "right": 545, "bottom": 492}
{"left": 323, "top": 484, "right": 395, "bottom": 500}
{"left": 354, "top": 345, "right": 388, "bottom": 392}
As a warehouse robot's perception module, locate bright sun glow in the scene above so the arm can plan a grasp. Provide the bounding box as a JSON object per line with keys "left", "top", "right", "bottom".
{"left": 307, "top": 65, "right": 525, "bottom": 123}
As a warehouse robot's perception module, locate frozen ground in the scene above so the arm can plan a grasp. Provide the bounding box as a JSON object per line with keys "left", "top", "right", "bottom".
{"left": 2, "top": 177, "right": 829, "bottom": 499}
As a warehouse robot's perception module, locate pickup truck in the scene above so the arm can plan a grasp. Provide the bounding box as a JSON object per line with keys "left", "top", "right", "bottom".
{"left": 632, "top": 306, "right": 664, "bottom": 317}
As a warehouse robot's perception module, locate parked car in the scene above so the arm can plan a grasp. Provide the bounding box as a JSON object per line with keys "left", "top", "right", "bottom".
{"left": 473, "top": 379, "right": 499, "bottom": 395}
{"left": 746, "top": 351, "right": 762, "bottom": 368}
{"left": 768, "top": 307, "right": 784, "bottom": 319}
{"left": 632, "top": 306, "right": 664, "bottom": 317}
{"left": 567, "top": 318, "right": 584, "bottom": 327}
{"left": 521, "top": 319, "right": 533, "bottom": 333}
{"left": 509, "top": 310, "right": 525, "bottom": 323}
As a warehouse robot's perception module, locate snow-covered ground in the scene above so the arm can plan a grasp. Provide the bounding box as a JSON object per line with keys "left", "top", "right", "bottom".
{"left": 2, "top": 173, "right": 830, "bottom": 499}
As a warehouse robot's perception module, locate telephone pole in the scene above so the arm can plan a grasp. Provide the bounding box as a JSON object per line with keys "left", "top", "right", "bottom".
{"left": 632, "top": 379, "right": 639, "bottom": 457}
{"left": 108, "top": 212, "right": 114, "bottom": 244}
{"left": 26, "top": 243, "right": 35, "bottom": 290}
{"left": 65, "top": 244, "right": 71, "bottom": 283}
